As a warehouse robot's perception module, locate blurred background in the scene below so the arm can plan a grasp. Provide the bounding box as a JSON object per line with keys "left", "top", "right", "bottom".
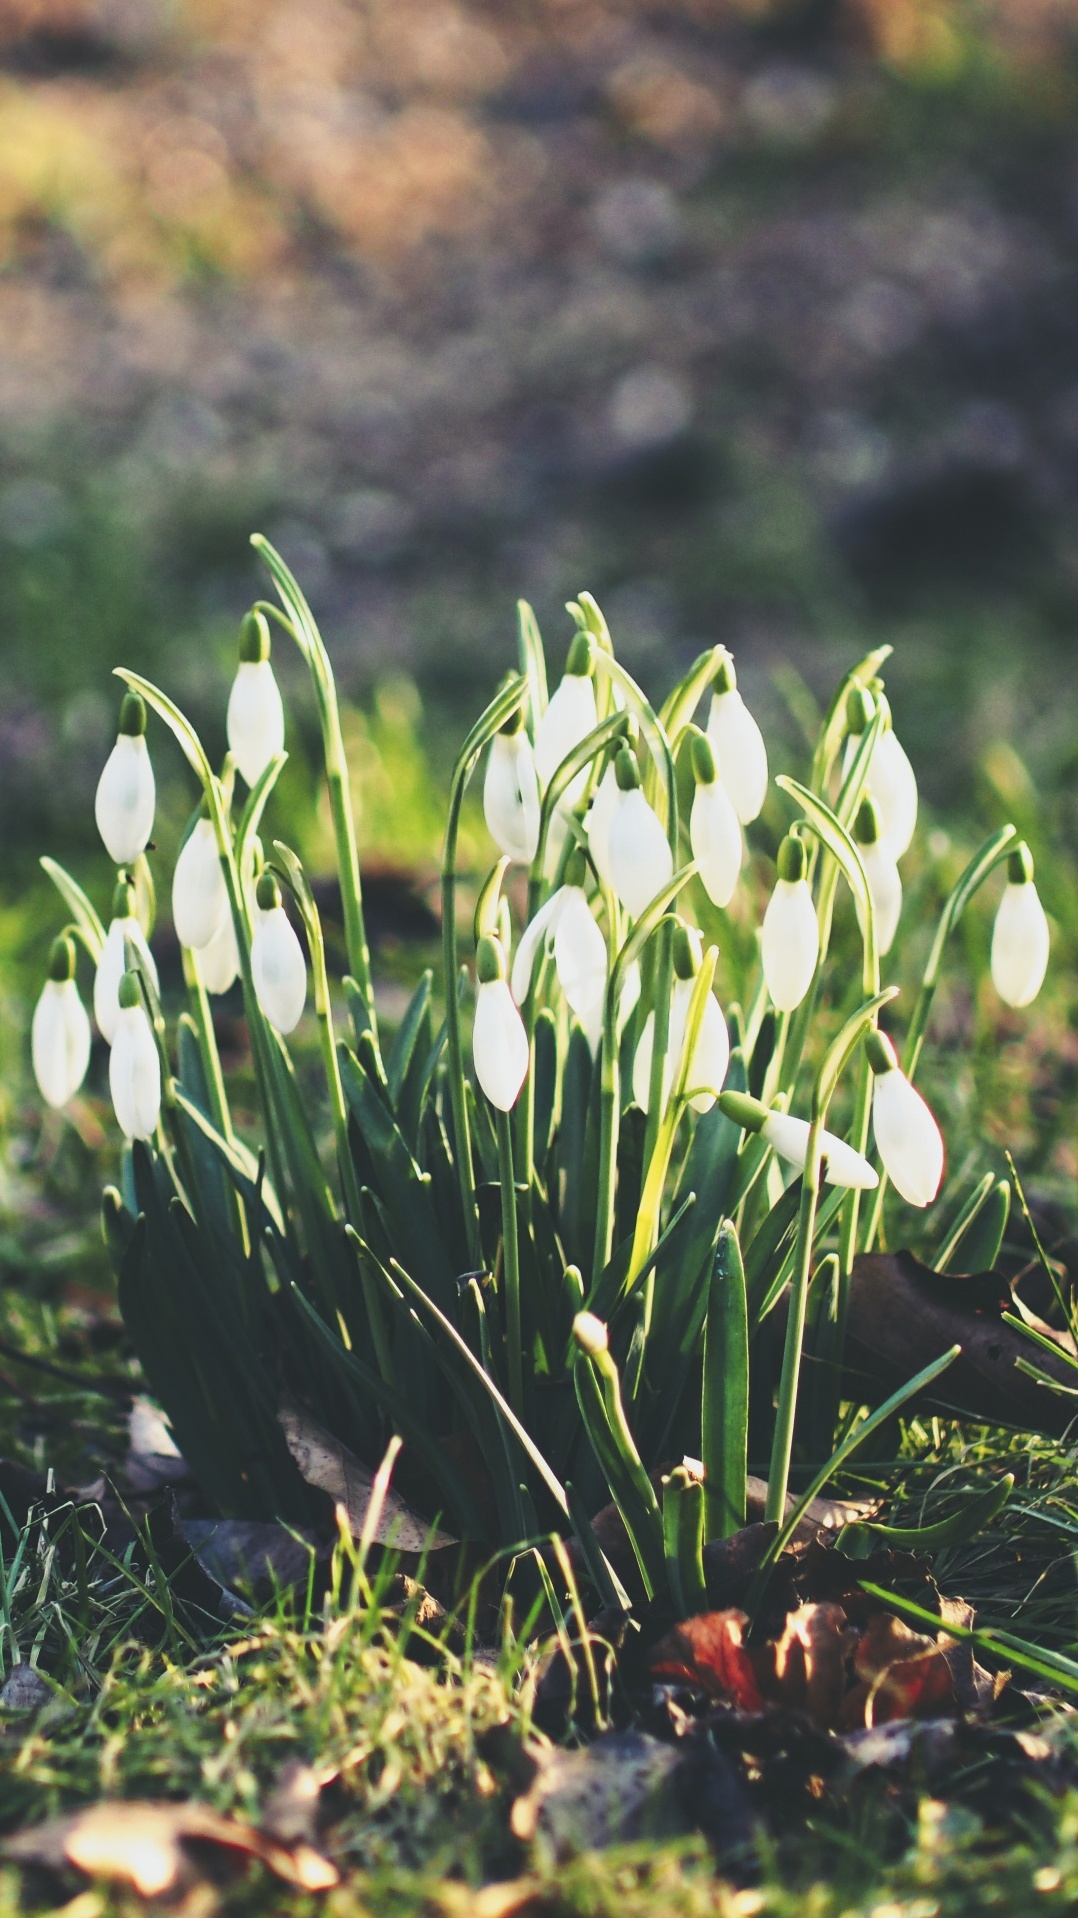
{"left": 3, "top": 0, "right": 1078, "bottom": 1294}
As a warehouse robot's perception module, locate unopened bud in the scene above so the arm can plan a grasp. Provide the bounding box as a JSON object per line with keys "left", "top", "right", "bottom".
{"left": 572, "top": 1311, "right": 609, "bottom": 1359}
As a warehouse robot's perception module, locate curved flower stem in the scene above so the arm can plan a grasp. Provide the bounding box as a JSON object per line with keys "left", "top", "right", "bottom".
{"left": 251, "top": 539, "right": 376, "bottom": 1039}
{"left": 496, "top": 1106, "right": 523, "bottom": 1418}
{"left": 442, "top": 674, "right": 528, "bottom": 1269}
{"left": 627, "top": 948, "right": 718, "bottom": 1307}
{"left": 182, "top": 946, "right": 250, "bottom": 1255}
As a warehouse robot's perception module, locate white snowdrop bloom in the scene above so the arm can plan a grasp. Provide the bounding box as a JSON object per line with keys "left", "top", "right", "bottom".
{"left": 199, "top": 909, "right": 241, "bottom": 996}
{"left": 855, "top": 798, "right": 902, "bottom": 956}
{"left": 511, "top": 862, "right": 608, "bottom": 1035}
{"left": 606, "top": 749, "right": 673, "bottom": 918}
{"left": 843, "top": 702, "right": 918, "bottom": 861}
{"left": 473, "top": 936, "right": 529, "bottom": 1110}
{"left": 227, "top": 612, "right": 285, "bottom": 789}
{"left": 585, "top": 764, "right": 620, "bottom": 890}
{"left": 94, "top": 883, "right": 159, "bottom": 1045}
{"left": 763, "top": 1111, "right": 878, "bottom": 1190}
{"left": 109, "top": 972, "right": 162, "bottom": 1141}
{"left": 762, "top": 836, "right": 819, "bottom": 1012}
{"left": 484, "top": 714, "right": 541, "bottom": 864}
{"left": 706, "top": 658, "right": 767, "bottom": 824}
{"left": 32, "top": 937, "right": 91, "bottom": 1109}
{"left": 251, "top": 875, "right": 307, "bottom": 1034}
{"left": 868, "top": 1031, "right": 944, "bottom": 1208}
{"left": 534, "top": 634, "right": 598, "bottom": 797}
{"left": 172, "top": 816, "right": 229, "bottom": 952}
{"left": 95, "top": 693, "right": 155, "bottom": 867}
{"left": 632, "top": 938, "right": 730, "bottom": 1115}
{"left": 689, "top": 734, "right": 742, "bottom": 909}
{"left": 991, "top": 846, "right": 1050, "bottom": 1009}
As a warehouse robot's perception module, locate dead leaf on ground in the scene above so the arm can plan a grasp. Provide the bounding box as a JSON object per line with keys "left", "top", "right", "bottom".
{"left": 510, "top": 1730, "right": 686, "bottom": 1862}
{"left": 278, "top": 1401, "right": 457, "bottom": 1551}
{"left": 127, "top": 1395, "right": 192, "bottom": 1492}
{"left": 651, "top": 1610, "right": 765, "bottom": 1711}
{"left": 846, "top": 1250, "right": 1078, "bottom": 1434}
{"left": 3, "top": 1800, "right": 338, "bottom": 1898}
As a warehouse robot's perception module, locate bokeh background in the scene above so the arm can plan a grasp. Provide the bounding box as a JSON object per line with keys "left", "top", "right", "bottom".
{"left": 3, "top": 0, "right": 1078, "bottom": 1287}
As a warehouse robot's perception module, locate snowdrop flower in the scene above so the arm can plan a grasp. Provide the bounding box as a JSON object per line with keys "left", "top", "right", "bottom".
{"left": 251, "top": 872, "right": 307, "bottom": 1034}
{"left": 633, "top": 926, "right": 729, "bottom": 1115}
{"left": 473, "top": 934, "right": 529, "bottom": 1110}
{"left": 706, "top": 656, "right": 767, "bottom": 824}
{"left": 95, "top": 880, "right": 159, "bottom": 1045}
{"left": 95, "top": 693, "right": 155, "bottom": 867}
{"left": 484, "top": 709, "right": 541, "bottom": 864}
{"left": 689, "top": 733, "right": 742, "bottom": 908}
{"left": 719, "top": 1090, "right": 878, "bottom": 1190}
{"left": 991, "top": 843, "right": 1050, "bottom": 1009}
{"left": 172, "top": 813, "right": 229, "bottom": 952}
{"left": 534, "top": 632, "right": 598, "bottom": 795}
{"left": 843, "top": 691, "right": 918, "bottom": 860}
{"left": 109, "top": 970, "right": 161, "bottom": 1141}
{"left": 511, "top": 850, "right": 607, "bottom": 1038}
{"left": 32, "top": 935, "right": 91, "bottom": 1109}
{"left": 585, "top": 762, "right": 620, "bottom": 890}
{"left": 762, "top": 835, "right": 819, "bottom": 1012}
{"left": 227, "top": 611, "right": 285, "bottom": 790}
{"left": 867, "top": 1029, "right": 944, "bottom": 1208}
{"left": 854, "top": 796, "right": 901, "bottom": 957}
{"left": 606, "top": 747, "right": 673, "bottom": 918}
{"left": 198, "top": 909, "right": 241, "bottom": 996}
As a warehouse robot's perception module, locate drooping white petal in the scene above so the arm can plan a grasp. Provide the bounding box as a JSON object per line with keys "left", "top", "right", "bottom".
{"left": 32, "top": 979, "right": 91, "bottom": 1109}
{"left": 95, "top": 734, "right": 155, "bottom": 866}
{"left": 94, "top": 918, "right": 159, "bottom": 1045}
{"left": 690, "top": 779, "right": 742, "bottom": 908}
{"left": 707, "top": 689, "right": 768, "bottom": 824}
{"left": 199, "top": 910, "right": 241, "bottom": 995}
{"left": 553, "top": 886, "right": 607, "bottom": 1018}
{"left": 109, "top": 1004, "right": 162, "bottom": 1140}
{"left": 510, "top": 892, "right": 562, "bottom": 1006}
{"left": 633, "top": 977, "right": 728, "bottom": 1114}
{"left": 172, "top": 819, "right": 229, "bottom": 951}
{"left": 484, "top": 732, "right": 541, "bottom": 864}
{"left": 473, "top": 978, "right": 529, "bottom": 1110}
{"left": 872, "top": 1068, "right": 944, "bottom": 1207}
{"left": 859, "top": 841, "right": 902, "bottom": 956}
{"left": 607, "top": 788, "right": 673, "bottom": 918}
{"left": 991, "top": 881, "right": 1050, "bottom": 1009}
{"left": 585, "top": 765, "right": 620, "bottom": 890}
{"left": 871, "top": 729, "right": 918, "bottom": 860}
{"left": 534, "top": 673, "right": 598, "bottom": 791}
{"left": 762, "top": 878, "right": 819, "bottom": 1012}
{"left": 227, "top": 659, "right": 285, "bottom": 789}
{"left": 618, "top": 960, "right": 641, "bottom": 1035}
{"left": 684, "top": 993, "right": 730, "bottom": 1113}
{"left": 251, "top": 905, "right": 307, "bottom": 1034}
{"left": 762, "top": 1111, "right": 878, "bottom": 1190}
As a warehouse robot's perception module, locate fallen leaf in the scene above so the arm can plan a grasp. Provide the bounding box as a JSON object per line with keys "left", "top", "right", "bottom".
{"left": 650, "top": 1610, "right": 765, "bottom": 1710}
{"left": 127, "top": 1396, "right": 191, "bottom": 1492}
{"left": 510, "top": 1731, "right": 686, "bottom": 1862}
{"left": 278, "top": 1402, "right": 457, "bottom": 1551}
{"left": 3, "top": 1801, "right": 338, "bottom": 1897}
{"left": 0, "top": 1666, "right": 51, "bottom": 1713}
{"left": 763, "top": 1601, "right": 857, "bottom": 1729}
{"left": 845, "top": 1251, "right": 1078, "bottom": 1434}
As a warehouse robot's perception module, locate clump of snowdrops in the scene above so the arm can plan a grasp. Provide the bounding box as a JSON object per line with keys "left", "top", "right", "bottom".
{"left": 32, "top": 540, "right": 1050, "bottom": 1613}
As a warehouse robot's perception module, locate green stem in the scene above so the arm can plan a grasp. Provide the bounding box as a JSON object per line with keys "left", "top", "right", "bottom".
{"left": 496, "top": 1107, "right": 523, "bottom": 1418}
{"left": 765, "top": 1122, "right": 823, "bottom": 1525}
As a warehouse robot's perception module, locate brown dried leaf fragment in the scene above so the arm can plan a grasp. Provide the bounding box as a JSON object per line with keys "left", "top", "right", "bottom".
{"left": 3, "top": 1800, "right": 338, "bottom": 1898}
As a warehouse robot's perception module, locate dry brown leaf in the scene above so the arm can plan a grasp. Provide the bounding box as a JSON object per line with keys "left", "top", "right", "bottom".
{"left": 278, "top": 1403, "right": 456, "bottom": 1551}
{"left": 3, "top": 1801, "right": 338, "bottom": 1897}
{"left": 762, "top": 1601, "right": 857, "bottom": 1729}
{"left": 650, "top": 1609, "right": 765, "bottom": 1710}
{"left": 510, "top": 1731, "right": 686, "bottom": 1862}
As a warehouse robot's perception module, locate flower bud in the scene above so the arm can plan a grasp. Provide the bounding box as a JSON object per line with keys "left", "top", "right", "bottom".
{"left": 585, "top": 762, "right": 619, "bottom": 890}
{"left": 762, "top": 1110, "right": 878, "bottom": 1191}
{"left": 227, "top": 612, "right": 286, "bottom": 789}
{"left": 95, "top": 881, "right": 159, "bottom": 1044}
{"left": 572, "top": 1311, "right": 609, "bottom": 1359}
{"left": 172, "top": 815, "right": 229, "bottom": 952}
{"left": 991, "top": 846, "right": 1049, "bottom": 1009}
{"left": 689, "top": 733, "right": 742, "bottom": 908}
{"left": 251, "top": 874, "right": 307, "bottom": 1034}
{"left": 32, "top": 937, "right": 91, "bottom": 1109}
{"left": 484, "top": 711, "right": 541, "bottom": 864}
{"left": 866, "top": 1030, "right": 944, "bottom": 1208}
{"left": 706, "top": 658, "right": 768, "bottom": 824}
{"left": 95, "top": 693, "right": 155, "bottom": 866}
{"left": 109, "top": 974, "right": 162, "bottom": 1140}
{"left": 607, "top": 750, "right": 673, "bottom": 917}
{"left": 473, "top": 936, "right": 529, "bottom": 1110}
{"left": 199, "top": 909, "right": 241, "bottom": 996}
{"left": 534, "top": 637, "right": 598, "bottom": 793}
{"left": 854, "top": 798, "right": 902, "bottom": 956}
{"left": 762, "top": 837, "right": 819, "bottom": 1011}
